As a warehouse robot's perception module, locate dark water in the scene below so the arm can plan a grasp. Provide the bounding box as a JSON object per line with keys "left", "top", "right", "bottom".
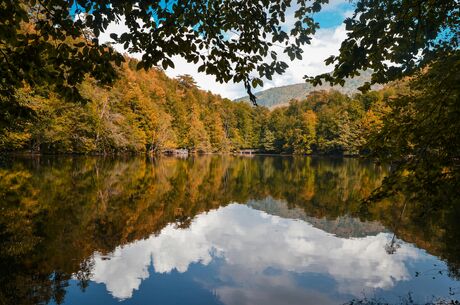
{"left": 0, "top": 155, "right": 459, "bottom": 305}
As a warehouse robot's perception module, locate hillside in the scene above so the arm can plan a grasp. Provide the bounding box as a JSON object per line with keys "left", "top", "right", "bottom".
{"left": 2, "top": 59, "right": 390, "bottom": 155}
{"left": 248, "top": 197, "right": 386, "bottom": 238}
{"left": 234, "top": 70, "right": 378, "bottom": 108}
{"left": 0, "top": 58, "right": 267, "bottom": 153}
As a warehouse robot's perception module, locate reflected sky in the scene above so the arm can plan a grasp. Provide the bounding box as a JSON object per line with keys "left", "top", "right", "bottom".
{"left": 2, "top": 156, "right": 458, "bottom": 305}
{"left": 67, "top": 201, "right": 455, "bottom": 305}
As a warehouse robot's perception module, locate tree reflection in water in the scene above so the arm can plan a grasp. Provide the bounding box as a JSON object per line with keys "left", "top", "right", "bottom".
{"left": 0, "top": 155, "right": 458, "bottom": 304}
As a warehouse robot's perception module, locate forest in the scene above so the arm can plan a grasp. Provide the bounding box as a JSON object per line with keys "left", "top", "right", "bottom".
{"left": 2, "top": 0, "right": 458, "bottom": 209}
{"left": 0, "top": 57, "right": 395, "bottom": 156}
{"left": 1, "top": 1, "right": 459, "bottom": 304}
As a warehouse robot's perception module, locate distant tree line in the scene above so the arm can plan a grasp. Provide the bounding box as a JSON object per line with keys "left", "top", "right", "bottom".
{"left": 0, "top": 58, "right": 395, "bottom": 155}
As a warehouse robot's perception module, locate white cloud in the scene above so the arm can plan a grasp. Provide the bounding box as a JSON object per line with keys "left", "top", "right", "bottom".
{"left": 88, "top": 203, "right": 422, "bottom": 301}
{"left": 98, "top": 17, "right": 143, "bottom": 61}
{"left": 166, "top": 24, "right": 349, "bottom": 99}
{"left": 254, "top": 24, "right": 348, "bottom": 94}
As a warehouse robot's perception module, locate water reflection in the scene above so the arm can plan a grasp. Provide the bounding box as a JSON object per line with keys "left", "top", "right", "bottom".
{"left": 90, "top": 203, "right": 420, "bottom": 302}
{"left": 0, "top": 155, "right": 458, "bottom": 305}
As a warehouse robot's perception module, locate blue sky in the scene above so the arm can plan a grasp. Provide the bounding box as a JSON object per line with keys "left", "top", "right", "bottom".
{"left": 313, "top": 1, "right": 354, "bottom": 29}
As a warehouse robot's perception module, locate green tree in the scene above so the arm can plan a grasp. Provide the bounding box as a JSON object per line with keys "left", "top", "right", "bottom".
{"left": 187, "top": 105, "right": 211, "bottom": 152}
{"left": 310, "top": 0, "right": 459, "bottom": 204}
{"left": 296, "top": 110, "right": 317, "bottom": 154}
{"left": 367, "top": 54, "right": 460, "bottom": 208}
{"left": 261, "top": 129, "right": 276, "bottom": 153}
{"left": 177, "top": 75, "right": 198, "bottom": 90}
{"left": 311, "top": 0, "right": 459, "bottom": 89}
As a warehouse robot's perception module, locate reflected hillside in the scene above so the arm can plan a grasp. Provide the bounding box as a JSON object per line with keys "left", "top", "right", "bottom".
{"left": 0, "top": 155, "right": 458, "bottom": 304}
{"left": 247, "top": 197, "right": 386, "bottom": 238}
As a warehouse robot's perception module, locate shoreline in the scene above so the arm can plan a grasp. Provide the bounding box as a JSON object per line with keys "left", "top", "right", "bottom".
{"left": 0, "top": 150, "right": 367, "bottom": 159}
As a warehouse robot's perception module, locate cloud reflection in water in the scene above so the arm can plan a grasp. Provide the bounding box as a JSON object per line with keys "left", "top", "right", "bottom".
{"left": 90, "top": 203, "right": 420, "bottom": 302}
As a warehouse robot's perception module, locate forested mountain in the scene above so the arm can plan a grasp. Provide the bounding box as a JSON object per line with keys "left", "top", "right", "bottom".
{"left": 0, "top": 56, "right": 395, "bottom": 155}
{"left": 1, "top": 58, "right": 268, "bottom": 153}
{"left": 234, "top": 70, "right": 380, "bottom": 108}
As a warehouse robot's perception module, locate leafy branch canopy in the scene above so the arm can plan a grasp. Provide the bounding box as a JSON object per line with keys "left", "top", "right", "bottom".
{"left": 1, "top": 0, "right": 332, "bottom": 105}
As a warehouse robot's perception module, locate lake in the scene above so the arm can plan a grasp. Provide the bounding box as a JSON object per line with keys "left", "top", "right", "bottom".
{"left": 0, "top": 155, "right": 458, "bottom": 305}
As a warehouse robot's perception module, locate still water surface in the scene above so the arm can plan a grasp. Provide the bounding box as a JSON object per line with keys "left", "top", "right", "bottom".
{"left": 0, "top": 156, "right": 458, "bottom": 305}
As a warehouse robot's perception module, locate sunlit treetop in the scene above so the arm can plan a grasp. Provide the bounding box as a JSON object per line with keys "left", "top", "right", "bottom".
{"left": 1, "top": 0, "right": 333, "bottom": 105}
